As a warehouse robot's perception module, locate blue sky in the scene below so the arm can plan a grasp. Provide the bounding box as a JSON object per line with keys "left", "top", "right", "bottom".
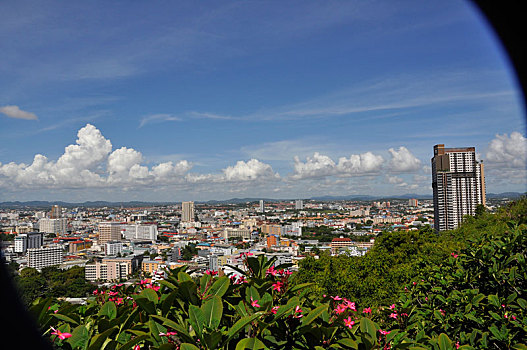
{"left": 0, "top": 1, "right": 525, "bottom": 202}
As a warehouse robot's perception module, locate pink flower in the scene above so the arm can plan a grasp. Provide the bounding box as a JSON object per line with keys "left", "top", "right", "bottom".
{"left": 92, "top": 290, "right": 98, "bottom": 295}
{"left": 343, "top": 316, "right": 355, "bottom": 329}
{"left": 335, "top": 304, "right": 347, "bottom": 315}
{"left": 108, "top": 291, "right": 118, "bottom": 296}
{"left": 363, "top": 307, "right": 372, "bottom": 314}
{"left": 439, "top": 309, "right": 445, "bottom": 316}
{"left": 389, "top": 304, "right": 396, "bottom": 310}
{"left": 344, "top": 300, "right": 356, "bottom": 311}
{"left": 389, "top": 313, "right": 397, "bottom": 319}
{"left": 272, "top": 282, "right": 283, "bottom": 292}
{"left": 205, "top": 270, "right": 218, "bottom": 275}
{"left": 330, "top": 295, "right": 342, "bottom": 301}
{"left": 50, "top": 327, "right": 72, "bottom": 340}
{"left": 379, "top": 329, "right": 391, "bottom": 335}
{"left": 451, "top": 252, "right": 458, "bottom": 258}
{"left": 455, "top": 342, "right": 460, "bottom": 349}
{"left": 159, "top": 331, "right": 177, "bottom": 336}
{"left": 271, "top": 306, "right": 279, "bottom": 314}
{"left": 511, "top": 315, "right": 517, "bottom": 320}
{"left": 134, "top": 346, "right": 140, "bottom": 350}
{"left": 283, "top": 270, "right": 293, "bottom": 276}
{"left": 266, "top": 266, "right": 277, "bottom": 276}
{"left": 294, "top": 305, "right": 303, "bottom": 318}
{"left": 504, "top": 313, "right": 508, "bottom": 319}
{"left": 251, "top": 297, "right": 260, "bottom": 308}
{"left": 412, "top": 282, "right": 417, "bottom": 285}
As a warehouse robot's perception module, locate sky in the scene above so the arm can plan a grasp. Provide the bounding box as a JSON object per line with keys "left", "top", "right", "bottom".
{"left": 0, "top": 1, "right": 526, "bottom": 202}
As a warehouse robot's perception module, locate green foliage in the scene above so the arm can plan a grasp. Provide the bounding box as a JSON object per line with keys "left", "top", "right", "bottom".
{"left": 30, "top": 198, "right": 527, "bottom": 349}
{"left": 15, "top": 266, "right": 95, "bottom": 305}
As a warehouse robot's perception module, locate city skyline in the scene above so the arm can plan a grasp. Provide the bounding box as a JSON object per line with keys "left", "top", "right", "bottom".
{"left": 0, "top": 1, "right": 526, "bottom": 202}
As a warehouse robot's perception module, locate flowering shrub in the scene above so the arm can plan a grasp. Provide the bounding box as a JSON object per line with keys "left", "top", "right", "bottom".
{"left": 30, "top": 220, "right": 526, "bottom": 349}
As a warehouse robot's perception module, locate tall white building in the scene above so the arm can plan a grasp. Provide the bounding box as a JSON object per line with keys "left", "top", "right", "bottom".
{"left": 14, "top": 232, "right": 43, "bottom": 254}
{"left": 27, "top": 245, "right": 63, "bottom": 270}
{"left": 121, "top": 224, "right": 158, "bottom": 241}
{"left": 259, "top": 200, "right": 264, "bottom": 213}
{"left": 182, "top": 201, "right": 195, "bottom": 222}
{"left": 295, "top": 200, "right": 304, "bottom": 210}
{"left": 38, "top": 218, "right": 68, "bottom": 235}
{"left": 432, "top": 144, "right": 486, "bottom": 232}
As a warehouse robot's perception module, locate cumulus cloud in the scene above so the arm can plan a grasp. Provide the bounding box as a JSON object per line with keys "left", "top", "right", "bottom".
{"left": 0, "top": 124, "right": 281, "bottom": 191}
{"left": 291, "top": 151, "right": 384, "bottom": 180}
{"left": 388, "top": 146, "right": 421, "bottom": 172}
{"left": 486, "top": 132, "right": 527, "bottom": 168}
{"left": 0, "top": 105, "right": 38, "bottom": 120}
{"left": 291, "top": 153, "right": 336, "bottom": 180}
{"left": 223, "top": 159, "right": 280, "bottom": 182}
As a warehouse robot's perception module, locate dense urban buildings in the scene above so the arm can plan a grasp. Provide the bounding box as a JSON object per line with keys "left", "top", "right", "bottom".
{"left": 431, "top": 144, "right": 486, "bottom": 231}
{"left": 1, "top": 192, "right": 512, "bottom": 287}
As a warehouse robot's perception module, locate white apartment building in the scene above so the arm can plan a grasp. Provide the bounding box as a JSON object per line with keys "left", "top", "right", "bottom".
{"left": 27, "top": 245, "right": 63, "bottom": 270}
{"left": 121, "top": 224, "right": 158, "bottom": 241}
{"left": 105, "top": 241, "right": 124, "bottom": 256}
{"left": 223, "top": 227, "right": 251, "bottom": 240}
{"left": 432, "top": 144, "right": 486, "bottom": 231}
{"left": 38, "top": 218, "right": 68, "bottom": 235}
{"left": 15, "top": 232, "right": 44, "bottom": 254}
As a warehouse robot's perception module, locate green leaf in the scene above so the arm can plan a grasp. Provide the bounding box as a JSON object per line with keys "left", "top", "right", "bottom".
{"left": 301, "top": 304, "right": 328, "bottom": 326}
{"left": 517, "top": 298, "right": 527, "bottom": 309}
{"left": 202, "top": 295, "right": 223, "bottom": 329}
{"left": 139, "top": 288, "right": 159, "bottom": 304}
{"left": 337, "top": 338, "right": 358, "bottom": 349}
{"left": 150, "top": 315, "right": 193, "bottom": 343}
{"left": 67, "top": 325, "right": 89, "bottom": 349}
{"left": 98, "top": 301, "right": 117, "bottom": 320}
{"left": 189, "top": 305, "right": 205, "bottom": 338}
{"left": 236, "top": 337, "right": 266, "bottom": 350}
{"left": 117, "top": 334, "right": 149, "bottom": 350}
{"left": 488, "top": 294, "right": 500, "bottom": 308}
{"left": 438, "top": 333, "right": 452, "bottom": 350}
{"left": 273, "top": 297, "right": 299, "bottom": 320}
{"left": 288, "top": 283, "right": 314, "bottom": 294}
{"left": 489, "top": 326, "right": 505, "bottom": 341}
{"left": 88, "top": 326, "right": 118, "bottom": 350}
{"left": 180, "top": 344, "right": 200, "bottom": 350}
{"left": 133, "top": 297, "right": 156, "bottom": 315}
{"left": 512, "top": 345, "right": 527, "bottom": 350}
{"left": 359, "top": 317, "right": 377, "bottom": 342}
{"left": 178, "top": 271, "right": 193, "bottom": 282}
{"left": 53, "top": 313, "right": 80, "bottom": 326}
{"left": 224, "top": 313, "right": 263, "bottom": 344}
{"left": 199, "top": 273, "right": 212, "bottom": 294}
{"left": 207, "top": 276, "right": 230, "bottom": 298}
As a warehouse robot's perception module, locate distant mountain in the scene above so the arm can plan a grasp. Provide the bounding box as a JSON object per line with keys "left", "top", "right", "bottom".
{"left": 0, "top": 192, "right": 522, "bottom": 208}
{"left": 487, "top": 192, "right": 525, "bottom": 199}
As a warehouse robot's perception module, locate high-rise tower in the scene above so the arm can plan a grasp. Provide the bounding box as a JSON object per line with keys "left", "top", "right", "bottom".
{"left": 431, "top": 144, "right": 486, "bottom": 231}
{"left": 182, "top": 201, "right": 195, "bottom": 222}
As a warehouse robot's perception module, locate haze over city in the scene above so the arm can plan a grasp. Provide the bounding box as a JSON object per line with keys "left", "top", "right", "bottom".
{"left": 0, "top": 1, "right": 525, "bottom": 202}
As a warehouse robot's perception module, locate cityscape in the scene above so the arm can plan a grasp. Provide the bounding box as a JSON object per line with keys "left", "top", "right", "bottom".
{"left": 0, "top": 1, "right": 526, "bottom": 348}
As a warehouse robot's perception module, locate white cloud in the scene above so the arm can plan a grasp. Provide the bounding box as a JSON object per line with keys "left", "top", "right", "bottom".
{"left": 291, "top": 151, "right": 384, "bottom": 180}
{"left": 0, "top": 105, "right": 38, "bottom": 120}
{"left": 291, "top": 152, "right": 337, "bottom": 180}
{"left": 486, "top": 132, "right": 527, "bottom": 168}
{"left": 139, "top": 114, "right": 182, "bottom": 128}
{"left": 336, "top": 152, "right": 384, "bottom": 176}
{"left": 386, "top": 175, "right": 404, "bottom": 184}
{"left": 388, "top": 146, "right": 421, "bottom": 172}
{"left": 0, "top": 124, "right": 282, "bottom": 191}
{"left": 223, "top": 159, "right": 280, "bottom": 182}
